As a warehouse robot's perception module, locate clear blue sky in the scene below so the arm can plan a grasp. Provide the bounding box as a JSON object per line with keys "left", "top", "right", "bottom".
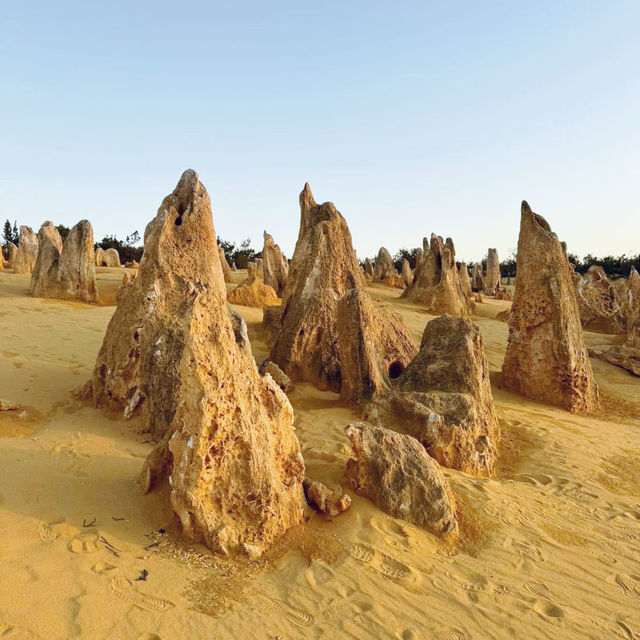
{"left": 2, "top": 1, "right": 639, "bottom": 263}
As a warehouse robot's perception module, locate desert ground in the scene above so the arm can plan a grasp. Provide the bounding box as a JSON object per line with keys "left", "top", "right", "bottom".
{"left": 1, "top": 267, "right": 639, "bottom": 640}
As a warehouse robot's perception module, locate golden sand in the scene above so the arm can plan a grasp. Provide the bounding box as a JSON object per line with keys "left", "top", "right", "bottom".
{"left": 0, "top": 268, "right": 639, "bottom": 639}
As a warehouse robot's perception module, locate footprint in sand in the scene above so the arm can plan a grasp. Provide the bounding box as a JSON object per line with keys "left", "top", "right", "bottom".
{"left": 92, "top": 561, "right": 117, "bottom": 575}
{"left": 110, "top": 576, "right": 174, "bottom": 613}
{"left": 38, "top": 522, "right": 59, "bottom": 543}
{"left": 257, "top": 595, "right": 314, "bottom": 628}
{"left": 370, "top": 515, "right": 412, "bottom": 549}
{"left": 444, "top": 571, "right": 487, "bottom": 593}
{"left": 615, "top": 574, "right": 640, "bottom": 599}
{"left": 533, "top": 600, "right": 565, "bottom": 620}
{"left": 348, "top": 542, "right": 422, "bottom": 591}
{"left": 68, "top": 531, "right": 101, "bottom": 554}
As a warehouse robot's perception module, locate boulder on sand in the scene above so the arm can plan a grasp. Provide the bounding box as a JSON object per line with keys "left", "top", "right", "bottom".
{"left": 402, "top": 234, "right": 474, "bottom": 317}
{"left": 30, "top": 220, "right": 98, "bottom": 303}
{"left": 501, "top": 201, "right": 599, "bottom": 413}
{"left": 262, "top": 231, "right": 289, "bottom": 296}
{"left": 269, "top": 183, "right": 414, "bottom": 393}
{"left": 370, "top": 315, "right": 500, "bottom": 477}
{"left": 344, "top": 422, "right": 458, "bottom": 539}
{"left": 13, "top": 226, "right": 39, "bottom": 274}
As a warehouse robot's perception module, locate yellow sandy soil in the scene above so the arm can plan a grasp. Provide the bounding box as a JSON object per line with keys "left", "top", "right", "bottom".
{"left": 1, "top": 269, "right": 639, "bottom": 640}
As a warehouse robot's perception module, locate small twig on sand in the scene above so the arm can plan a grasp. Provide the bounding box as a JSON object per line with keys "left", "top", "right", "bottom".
{"left": 100, "top": 536, "right": 121, "bottom": 557}
{"left": 82, "top": 518, "right": 96, "bottom": 528}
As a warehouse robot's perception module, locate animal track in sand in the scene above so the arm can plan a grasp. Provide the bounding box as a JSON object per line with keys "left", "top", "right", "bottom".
{"left": 110, "top": 576, "right": 174, "bottom": 613}
{"left": 38, "top": 522, "right": 59, "bottom": 543}
{"left": 257, "top": 595, "right": 314, "bottom": 627}
{"left": 524, "top": 581, "right": 552, "bottom": 599}
{"left": 68, "top": 531, "right": 101, "bottom": 553}
{"left": 615, "top": 574, "right": 640, "bottom": 599}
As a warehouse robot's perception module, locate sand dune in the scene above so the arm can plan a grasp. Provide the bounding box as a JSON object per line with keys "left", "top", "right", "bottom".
{"left": 1, "top": 269, "right": 640, "bottom": 639}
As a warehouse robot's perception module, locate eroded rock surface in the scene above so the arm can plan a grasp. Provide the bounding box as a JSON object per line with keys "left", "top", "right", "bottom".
{"left": 344, "top": 422, "right": 457, "bottom": 539}
{"left": 501, "top": 201, "right": 599, "bottom": 413}
{"left": 101, "top": 248, "right": 121, "bottom": 267}
{"left": 373, "top": 247, "right": 396, "bottom": 282}
{"left": 303, "top": 478, "right": 351, "bottom": 517}
{"left": 484, "top": 248, "right": 501, "bottom": 295}
{"left": 269, "top": 184, "right": 391, "bottom": 391}
{"left": 13, "top": 226, "right": 38, "bottom": 274}
{"left": 574, "top": 266, "right": 625, "bottom": 334}
{"left": 218, "top": 245, "right": 232, "bottom": 283}
{"left": 30, "top": 220, "right": 98, "bottom": 302}
{"left": 228, "top": 274, "right": 279, "bottom": 307}
{"left": 403, "top": 234, "right": 474, "bottom": 316}
{"left": 262, "top": 231, "right": 289, "bottom": 296}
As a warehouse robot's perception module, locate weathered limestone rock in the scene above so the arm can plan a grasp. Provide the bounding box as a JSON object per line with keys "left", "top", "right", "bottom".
{"left": 496, "top": 309, "right": 509, "bottom": 322}
{"left": 303, "top": 478, "right": 351, "bottom": 517}
{"left": 218, "top": 245, "right": 232, "bottom": 283}
{"left": 84, "top": 169, "right": 228, "bottom": 438}
{"left": 259, "top": 359, "right": 294, "bottom": 393}
{"left": 458, "top": 262, "right": 472, "bottom": 298}
{"left": 590, "top": 268, "right": 640, "bottom": 375}
{"left": 402, "top": 234, "right": 474, "bottom": 316}
{"left": 337, "top": 288, "right": 417, "bottom": 406}
{"left": 29, "top": 222, "right": 64, "bottom": 294}
{"left": 574, "top": 266, "right": 625, "bottom": 334}
{"left": 7, "top": 243, "right": 18, "bottom": 269}
{"left": 612, "top": 277, "right": 628, "bottom": 302}
{"left": 228, "top": 274, "right": 279, "bottom": 307}
{"left": 501, "top": 201, "right": 599, "bottom": 413}
{"left": 344, "top": 423, "right": 457, "bottom": 539}
{"left": 375, "top": 315, "right": 500, "bottom": 477}
{"left": 382, "top": 273, "right": 404, "bottom": 289}
{"left": 484, "top": 248, "right": 501, "bottom": 295}
{"left": 495, "top": 289, "right": 513, "bottom": 301}
{"left": 231, "top": 261, "right": 238, "bottom": 271}
{"left": 471, "top": 264, "right": 484, "bottom": 292}
{"left": 269, "top": 184, "right": 414, "bottom": 393}
{"left": 87, "top": 170, "right": 305, "bottom": 556}
{"left": 262, "top": 231, "right": 289, "bottom": 296}
{"left": 30, "top": 220, "right": 98, "bottom": 303}
{"left": 95, "top": 247, "right": 105, "bottom": 267}
{"left": 13, "top": 226, "right": 38, "bottom": 274}
{"left": 373, "top": 247, "right": 396, "bottom": 282}
{"left": 101, "top": 248, "right": 121, "bottom": 267}
{"left": 125, "top": 260, "right": 140, "bottom": 269}
{"left": 262, "top": 305, "right": 282, "bottom": 348}
{"left": 401, "top": 259, "right": 413, "bottom": 288}
{"left": 364, "top": 258, "right": 374, "bottom": 278}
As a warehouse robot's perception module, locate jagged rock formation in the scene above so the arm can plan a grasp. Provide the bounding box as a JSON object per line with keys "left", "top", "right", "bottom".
{"left": 30, "top": 220, "right": 97, "bottom": 302}
{"left": 100, "top": 248, "right": 121, "bottom": 267}
{"left": 13, "top": 226, "right": 38, "bottom": 274}
{"left": 367, "top": 315, "right": 499, "bottom": 477}
{"left": 484, "top": 248, "right": 501, "bottom": 295}
{"left": 303, "top": 478, "right": 351, "bottom": 517}
{"left": 269, "top": 184, "right": 414, "bottom": 393}
{"left": 402, "top": 234, "right": 474, "bottom": 316}
{"left": 84, "top": 170, "right": 228, "bottom": 438}
{"left": 29, "top": 222, "right": 64, "bottom": 294}
{"left": 337, "top": 288, "right": 417, "bottom": 406}
{"left": 364, "top": 258, "right": 374, "bottom": 278}
{"left": 84, "top": 170, "right": 305, "bottom": 556}
{"left": 218, "top": 245, "right": 232, "bottom": 283}
{"left": 501, "top": 201, "right": 599, "bottom": 413}
{"left": 574, "top": 266, "right": 625, "bottom": 334}
{"left": 401, "top": 259, "right": 413, "bottom": 288}
{"left": 590, "top": 268, "right": 640, "bottom": 375}
{"left": 228, "top": 274, "right": 278, "bottom": 307}
{"left": 458, "top": 262, "right": 472, "bottom": 298}
{"left": 373, "top": 247, "right": 396, "bottom": 282}
{"left": 471, "top": 264, "right": 484, "bottom": 292}
{"left": 262, "top": 231, "right": 289, "bottom": 296}
{"left": 344, "top": 423, "right": 457, "bottom": 539}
